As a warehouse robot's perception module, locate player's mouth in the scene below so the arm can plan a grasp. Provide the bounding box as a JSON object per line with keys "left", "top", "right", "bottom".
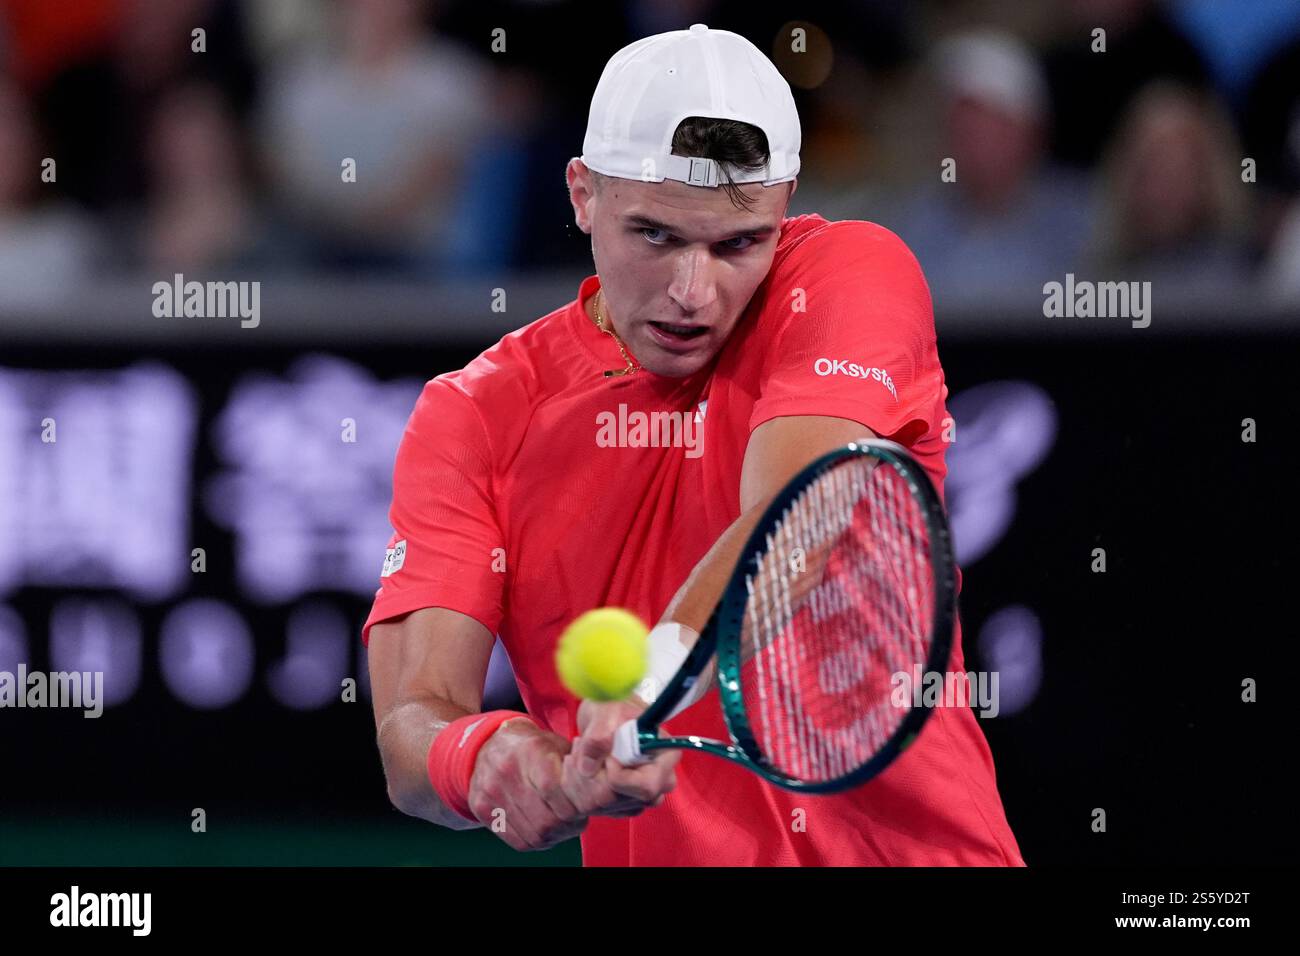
{"left": 647, "top": 321, "right": 709, "bottom": 351}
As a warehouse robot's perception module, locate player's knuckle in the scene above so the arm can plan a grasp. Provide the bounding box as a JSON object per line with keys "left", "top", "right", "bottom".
{"left": 527, "top": 753, "right": 563, "bottom": 792}
{"left": 474, "top": 777, "right": 507, "bottom": 806}
{"left": 467, "top": 792, "right": 496, "bottom": 821}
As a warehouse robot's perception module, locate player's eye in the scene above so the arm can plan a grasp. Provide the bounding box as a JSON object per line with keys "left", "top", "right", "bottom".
{"left": 718, "top": 235, "right": 757, "bottom": 252}
{"left": 639, "top": 227, "right": 673, "bottom": 245}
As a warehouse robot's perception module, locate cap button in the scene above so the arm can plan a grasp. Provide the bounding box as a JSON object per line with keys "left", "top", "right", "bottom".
{"left": 689, "top": 23, "right": 708, "bottom": 35}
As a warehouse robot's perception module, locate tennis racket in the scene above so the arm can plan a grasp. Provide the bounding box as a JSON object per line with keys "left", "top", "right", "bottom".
{"left": 611, "top": 437, "right": 957, "bottom": 793}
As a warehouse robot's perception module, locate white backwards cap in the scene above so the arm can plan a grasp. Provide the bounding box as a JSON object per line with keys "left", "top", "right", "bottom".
{"left": 581, "top": 23, "right": 801, "bottom": 189}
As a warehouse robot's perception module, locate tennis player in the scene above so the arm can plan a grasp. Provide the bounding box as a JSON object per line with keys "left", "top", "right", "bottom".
{"left": 365, "top": 24, "right": 1024, "bottom": 866}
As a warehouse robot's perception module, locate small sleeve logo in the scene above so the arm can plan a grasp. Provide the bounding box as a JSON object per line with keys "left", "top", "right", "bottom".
{"left": 812, "top": 358, "right": 898, "bottom": 399}
{"left": 381, "top": 539, "right": 407, "bottom": 577}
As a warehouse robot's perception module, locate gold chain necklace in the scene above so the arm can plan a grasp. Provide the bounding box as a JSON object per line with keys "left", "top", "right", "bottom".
{"left": 591, "top": 289, "right": 639, "bottom": 378}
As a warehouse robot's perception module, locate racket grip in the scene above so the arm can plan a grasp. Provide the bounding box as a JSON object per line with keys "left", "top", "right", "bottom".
{"left": 612, "top": 718, "right": 650, "bottom": 766}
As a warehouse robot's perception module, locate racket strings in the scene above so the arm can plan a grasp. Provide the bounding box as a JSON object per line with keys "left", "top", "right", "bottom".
{"left": 738, "top": 457, "right": 937, "bottom": 784}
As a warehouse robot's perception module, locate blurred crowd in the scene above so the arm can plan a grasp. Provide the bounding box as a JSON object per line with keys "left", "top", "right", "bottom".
{"left": 2, "top": 0, "right": 1300, "bottom": 307}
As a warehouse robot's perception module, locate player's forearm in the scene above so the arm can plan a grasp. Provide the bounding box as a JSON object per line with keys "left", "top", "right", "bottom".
{"left": 660, "top": 495, "right": 774, "bottom": 633}
{"left": 663, "top": 418, "right": 874, "bottom": 634}
{"left": 628, "top": 499, "right": 774, "bottom": 713}
{"left": 377, "top": 697, "right": 483, "bottom": 830}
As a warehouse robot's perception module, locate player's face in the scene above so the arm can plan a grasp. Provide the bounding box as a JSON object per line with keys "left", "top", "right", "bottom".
{"left": 573, "top": 162, "right": 793, "bottom": 378}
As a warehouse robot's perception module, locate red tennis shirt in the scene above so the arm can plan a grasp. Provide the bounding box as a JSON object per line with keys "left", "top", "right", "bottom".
{"left": 363, "top": 214, "right": 1025, "bottom": 866}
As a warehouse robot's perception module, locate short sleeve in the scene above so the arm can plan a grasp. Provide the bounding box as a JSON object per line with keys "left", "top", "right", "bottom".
{"left": 362, "top": 379, "right": 504, "bottom": 645}
{"left": 749, "top": 222, "right": 944, "bottom": 447}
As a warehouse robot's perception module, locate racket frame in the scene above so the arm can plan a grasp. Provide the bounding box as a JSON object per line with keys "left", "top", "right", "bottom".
{"left": 627, "top": 438, "right": 958, "bottom": 793}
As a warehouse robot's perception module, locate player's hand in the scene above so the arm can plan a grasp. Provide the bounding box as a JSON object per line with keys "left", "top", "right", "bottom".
{"left": 466, "top": 718, "right": 591, "bottom": 851}
{"left": 567, "top": 698, "right": 681, "bottom": 814}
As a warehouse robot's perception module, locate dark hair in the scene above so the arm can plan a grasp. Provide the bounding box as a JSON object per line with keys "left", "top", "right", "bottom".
{"left": 670, "top": 115, "right": 772, "bottom": 210}
{"left": 588, "top": 115, "right": 774, "bottom": 210}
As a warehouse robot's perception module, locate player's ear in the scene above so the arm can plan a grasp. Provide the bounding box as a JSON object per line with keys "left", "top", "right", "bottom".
{"left": 566, "top": 158, "right": 596, "bottom": 235}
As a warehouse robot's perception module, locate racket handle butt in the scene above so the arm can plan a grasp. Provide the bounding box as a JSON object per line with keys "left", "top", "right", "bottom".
{"left": 612, "top": 719, "right": 649, "bottom": 766}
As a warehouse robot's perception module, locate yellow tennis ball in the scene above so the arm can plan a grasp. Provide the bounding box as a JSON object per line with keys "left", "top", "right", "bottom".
{"left": 556, "top": 608, "right": 649, "bottom": 701}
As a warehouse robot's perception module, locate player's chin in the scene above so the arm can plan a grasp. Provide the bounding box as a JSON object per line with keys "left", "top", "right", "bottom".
{"left": 643, "top": 353, "right": 713, "bottom": 378}
{"left": 640, "top": 338, "right": 717, "bottom": 378}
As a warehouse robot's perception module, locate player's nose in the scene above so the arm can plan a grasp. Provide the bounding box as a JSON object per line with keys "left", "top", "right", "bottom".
{"left": 667, "top": 247, "right": 719, "bottom": 315}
